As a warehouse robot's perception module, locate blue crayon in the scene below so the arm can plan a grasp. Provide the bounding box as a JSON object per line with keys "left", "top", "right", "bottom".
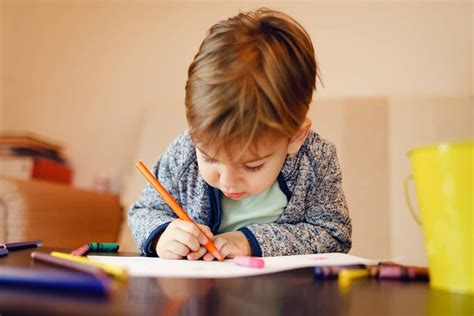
{"left": 314, "top": 266, "right": 331, "bottom": 279}
{"left": 0, "top": 267, "right": 112, "bottom": 297}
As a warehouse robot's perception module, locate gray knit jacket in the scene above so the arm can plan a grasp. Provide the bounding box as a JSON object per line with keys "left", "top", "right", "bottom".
{"left": 128, "top": 129, "right": 352, "bottom": 257}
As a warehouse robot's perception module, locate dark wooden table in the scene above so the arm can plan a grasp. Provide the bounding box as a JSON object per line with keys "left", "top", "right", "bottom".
{"left": 0, "top": 247, "right": 472, "bottom": 316}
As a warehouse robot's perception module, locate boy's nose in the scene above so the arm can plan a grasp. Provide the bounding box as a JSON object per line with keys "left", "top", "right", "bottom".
{"left": 219, "top": 167, "right": 240, "bottom": 189}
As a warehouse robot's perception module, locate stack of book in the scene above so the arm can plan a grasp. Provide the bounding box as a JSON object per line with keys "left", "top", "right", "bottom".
{"left": 0, "top": 132, "right": 73, "bottom": 184}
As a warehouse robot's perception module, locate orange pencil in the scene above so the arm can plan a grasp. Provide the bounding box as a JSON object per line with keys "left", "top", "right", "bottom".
{"left": 136, "top": 161, "right": 224, "bottom": 261}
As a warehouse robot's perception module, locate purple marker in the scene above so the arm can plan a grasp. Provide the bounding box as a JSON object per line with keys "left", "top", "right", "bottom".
{"left": 234, "top": 256, "right": 265, "bottom": 269}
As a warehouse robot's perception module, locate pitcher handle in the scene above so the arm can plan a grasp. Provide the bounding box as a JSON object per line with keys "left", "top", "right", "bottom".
{"left": 403, "top": 175, "right": 421, "bottom": 225}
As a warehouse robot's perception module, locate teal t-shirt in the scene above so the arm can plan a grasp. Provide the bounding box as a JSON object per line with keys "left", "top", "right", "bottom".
{"left": 218, "top": 181, "right": 288, "bottom": 233}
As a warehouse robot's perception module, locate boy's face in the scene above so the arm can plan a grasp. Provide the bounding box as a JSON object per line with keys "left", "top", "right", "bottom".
{"left": 196, "top": 135, "right": 290, "bottom": 200}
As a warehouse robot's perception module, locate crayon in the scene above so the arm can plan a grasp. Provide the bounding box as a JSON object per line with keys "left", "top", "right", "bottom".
{"left": 367, "top": 261, "right": 401, "bottom": 278}
{"left": 234, "top": 256, "right": 265, "bottom": 268}
{"left": 71, "top": 244, "right": 90, "bottom": 256}
{"left": 0, "top": 267, "right": 111, "bottom": 297}
{"left": 136, "top": 161, "right": 223, "bottom": 261}
{"left": 51, "top": 252, "right": 128, "bottom": 282}
{"left": 88, "top": 242, "right": 119, "bottom": 253}
{"left": 32, "top": 252, "right": 108, "bottom": 279}
{"left": 313, "top": 264, "right": 367, "bottom": 279}
{"left": 378, "top": 265, "right": 429, "bottom": 281}
{"left": 338, "top": 268, "right": 370, "bottom": 288}
{"left": 368, "top": 264, "right": 379, "bottom": 277}
{"left": 1, "top": 240, "right": 42, "bottom": 251}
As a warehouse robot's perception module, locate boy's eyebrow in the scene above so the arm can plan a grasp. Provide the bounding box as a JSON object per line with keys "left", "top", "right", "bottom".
{"left": 196, "top": 147, "right": 273, "bottom": 164}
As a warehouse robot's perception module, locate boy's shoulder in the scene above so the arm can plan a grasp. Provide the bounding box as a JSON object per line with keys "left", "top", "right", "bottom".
{"left": 169, "top": 129, "right": 195, "bottom": 151}
{"left": 282, "top": 130, "right": 338, "bottom": 178}
{"left": 302, "top": 130, "right": 337, "bottom": 158}
{"left": 160, "top": 129, "right": 197, "bottom": 169}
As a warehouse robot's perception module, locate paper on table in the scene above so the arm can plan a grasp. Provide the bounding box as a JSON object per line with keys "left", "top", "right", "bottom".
{"left": 88, "top": 253, "right": 377, "bottom": 279}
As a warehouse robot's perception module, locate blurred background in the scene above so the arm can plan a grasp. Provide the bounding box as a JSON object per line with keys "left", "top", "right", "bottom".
{"left": 0, "top": 0, "right": 472, "bottom": 264}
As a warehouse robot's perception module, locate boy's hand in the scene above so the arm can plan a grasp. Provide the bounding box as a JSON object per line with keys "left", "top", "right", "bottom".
{"left": 156, "top": 219, "right": 213, "bottom": 260}
{"left": 188, "top": 231, "right": 251, "bottom": 261}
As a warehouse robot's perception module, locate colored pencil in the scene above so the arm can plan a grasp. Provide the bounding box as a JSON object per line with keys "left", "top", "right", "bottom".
{"left": 136, "top": 161, "right": 224, "bottom": 261}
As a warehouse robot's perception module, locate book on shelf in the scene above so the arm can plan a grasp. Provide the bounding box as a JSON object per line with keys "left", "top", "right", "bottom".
{"left": 0, "top": 131, "right": 73, "bottom": 184}
{"left": 0, "top": 131, "right": 63, "bottom": 152}
{"left": 0, "top": 145, "right": 67, "bottom": 163}
{"left": 0, "top": 131, "right": 67, "bottom": 161}
{"left": 0, "top": 155, "right": 73, "bottom": 184}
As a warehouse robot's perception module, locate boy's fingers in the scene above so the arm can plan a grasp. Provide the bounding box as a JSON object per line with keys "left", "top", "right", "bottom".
{"left": 177, "top": 221, "right": 213, "bottom": 245}
{"left": 187, "top": 246, "right": 207, "bottom": 260}
{"left": 174, "top": 231, "right": 200, "bottom": 252}
{"left": 175, "top": 220, "right": 200, "bottom": 235}
{"left": 202, "top": 252, "right": 216, "bottom": 261}
{"left": 161, "top": 250, "right": 182, "bottom": 260}
{"left": 212, "top": 236, "right": 228, "bottom": 250}
{"left": 197, "top": 224, "right": 214, "bottom": 239}
{"left": 168, "top": 240, "right": 190, "bottom": 257}
{"left": 219, "top": 243, "right": 236, "bottom": 259}
{"left": 209, "top": 237, "right": 231, "bottom": 260}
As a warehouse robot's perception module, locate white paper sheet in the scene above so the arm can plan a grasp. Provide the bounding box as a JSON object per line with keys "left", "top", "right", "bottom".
{"left": 88, "top": 253, "right": 377, "bottom": 278}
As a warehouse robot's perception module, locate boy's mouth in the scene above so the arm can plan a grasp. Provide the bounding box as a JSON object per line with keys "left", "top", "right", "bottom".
{"left": 223, "top": 192, "right": 245, "bottom": 199}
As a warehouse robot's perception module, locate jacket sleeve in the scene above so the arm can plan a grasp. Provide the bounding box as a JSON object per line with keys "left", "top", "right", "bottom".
{"left": 128, "top": 137, "right": 185, "bottom": 256}
{"left": 240, "top": 142, "right": 352, "bottom": 257}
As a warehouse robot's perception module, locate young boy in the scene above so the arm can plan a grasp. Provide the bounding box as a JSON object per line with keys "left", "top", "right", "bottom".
{"left": 129, "top": 8, "right": 351, "bottom": 260}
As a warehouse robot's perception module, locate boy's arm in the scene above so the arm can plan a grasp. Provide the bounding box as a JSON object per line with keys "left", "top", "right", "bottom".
{"left": 239, "top": 143, "right": 352, "bottom": 257}
{"left": 128, "top": 159, "right": 178, "bottom": 256}
{"left": 128, "top": 133, "right": 191, "bottom": 256}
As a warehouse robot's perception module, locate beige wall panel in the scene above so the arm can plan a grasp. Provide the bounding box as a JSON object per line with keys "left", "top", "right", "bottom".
{"left": 310, "top": 98, "right": 346, "bottom": 161}
{"left": 341, "top": 98, "right": 390, "bottom": 259}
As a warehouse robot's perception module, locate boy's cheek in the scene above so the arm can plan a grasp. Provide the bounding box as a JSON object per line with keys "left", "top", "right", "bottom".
{"left": 197, "top": 164, "right": 217, "bottom": 186}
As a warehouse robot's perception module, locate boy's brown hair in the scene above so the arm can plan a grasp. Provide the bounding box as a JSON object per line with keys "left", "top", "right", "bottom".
{"left": 185, "top": 8, "right": 319, "bottom": 158}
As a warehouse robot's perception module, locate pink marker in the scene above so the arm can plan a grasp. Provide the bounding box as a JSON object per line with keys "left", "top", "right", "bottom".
{"left": 234, "top": 256, "right": 265, "bottom": 269}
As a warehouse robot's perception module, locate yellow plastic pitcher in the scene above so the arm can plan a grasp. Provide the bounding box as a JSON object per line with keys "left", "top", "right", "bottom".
{"left": 406, "top": 140, "right": 473, "bottom": 295}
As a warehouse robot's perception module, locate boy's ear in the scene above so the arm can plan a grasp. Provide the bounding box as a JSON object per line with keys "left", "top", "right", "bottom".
{"left": 287, "top": 118, "right": 312, "bottom": 155}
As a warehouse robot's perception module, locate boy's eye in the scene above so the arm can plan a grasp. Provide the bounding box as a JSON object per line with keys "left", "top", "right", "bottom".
{"left": 244, "top": 164, "right": 264, "bottom": 173}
